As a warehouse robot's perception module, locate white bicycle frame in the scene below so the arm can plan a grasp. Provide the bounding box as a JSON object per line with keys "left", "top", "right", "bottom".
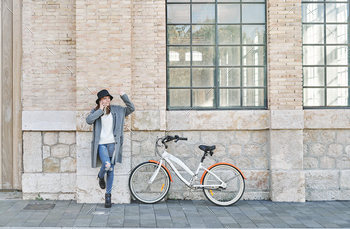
{"left": 149, "top": 148, "right": 227, "bottom": 189}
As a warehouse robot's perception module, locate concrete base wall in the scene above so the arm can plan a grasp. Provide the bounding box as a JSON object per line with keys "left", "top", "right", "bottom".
{"left": 21, "top": 109, "right": 350, "bottom": 203}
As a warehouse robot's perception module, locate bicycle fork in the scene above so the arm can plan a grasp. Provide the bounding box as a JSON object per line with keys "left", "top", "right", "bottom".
{"left": 148, "top": 159, "right": 163, "bottom": 184}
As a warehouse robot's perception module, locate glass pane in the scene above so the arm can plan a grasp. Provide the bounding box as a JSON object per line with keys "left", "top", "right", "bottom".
{"left": 302, "top": 3, "right": 324, "bottom": 23}
{"left": 218, "top": 0, "right": 239, "bottom": 2}
{"left": 167, "top": 0, "right": 190, "bottom": 2}
{"left": 242, "top": 4, "right": 265, "bottom": 23}
{"left": 167, "top": 25, "right": 191, "bottom": 45}
{"left": 192, "top": 4, "right": 215, "bottom": 23}
{"left": 168, "top": 89, "right": 191, "bottom": 107}
{"left": 327, "top": 67, "right": 349, "bottom": 86}
{"left": 218, "top": 4, "right": 240, "bottom": 23}
{"left": 192, "top": 25, "right": 215, "bottom": 44}
{"left": 242, "top": 25, "right": 266, "bottom": 44}
{"left": 168, "top": 68, "right": 191, "bottom": 87}
{"left": 192, "top": 0, "right": 215, "bottom": 2}
{"left": 242, "top": 67, "right": 264, "bottom": 86}
{"left": 242, "top": 89, "right": 264, "bottom": 106}
{"left": 242, "top": 46, "right": 265, "bottom": 66}
{"left": 167, "top": 4, "right": 190, "bottom": 23}
{"left": 326, "top": 46, "right": 348, "bottom": 65}
{"left": 326, "top": 25, "right": 348, "bottom": 44}
{"left": 219, "top": 89, "right": 240, "bottom": 107}
{"left": 193, "top": 89, "right": 215, "bottom": 107}
{"left": 326, "top": 3, "right": 348, "bottom": 23}
{"left": 303, "top": 67, "right": 325, "bottom": 86}
{"left": 327, "top": 88, "right": 349, "bottom": 106}
{"left": 193, "top": 68, "right": 215, "bottom": 87}
{"left": 303, "top": 25, "right": 324, "bottom": 44}
{"left": 303, "top": 88, "right": 325, "bottom": 106}
{"left": 303, "top": 46, "right": 324, "bottom": 65}
{"left": 243, "top": 0, "right": 265, "bottom": 2}
{"left": 192, "top": 46, "right": 215, "bottom": 66}
{"left": 218, "top": 68, "right": 240, "bottom": 87}
{"left": 168, "top": 47, "right": 191, "bottom": 66}
{"left": 218, "top": 46, "right": 240, "bottom": 66}
{"left": 218, "top": 25, "right": 240, "bottom": 44}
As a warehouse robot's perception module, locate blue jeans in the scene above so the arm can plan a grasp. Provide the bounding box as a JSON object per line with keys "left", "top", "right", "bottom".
{"left": 98, "top": 144, "right": 115, "bottom": 194}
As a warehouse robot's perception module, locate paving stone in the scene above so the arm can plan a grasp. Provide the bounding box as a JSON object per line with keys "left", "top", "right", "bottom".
{"left": 107, "top": 218, "right": 123, "bottom": 227}
{"left": 90, "top": 215, "right": 108, "bottom": 227}
{"left": 56, "top": 218, "right": 75, "bottom": 227}
{"left": 2, "top": 199, "right": 350, "bottom": 228}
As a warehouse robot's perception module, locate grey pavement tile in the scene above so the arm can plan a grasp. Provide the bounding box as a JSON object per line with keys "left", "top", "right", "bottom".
{"left": 107, "top": 218, "right": 124, "bottom": 227}
{"left": 3, "top": 199, "right": 350, "bottom": 228}
{"left": 218, "top": 216, "right": 237, "bottom": 224}
{"left": 56, "top": 218, "right": 76, "bottom": 227}
{"left": 80, "top": 203, "right": 97, "bottom": 214}
{"left": 298, "top": 219, "right": 323, "bottom": 228}
{"left": 156, "top": 219, "right": 173, "bottom": 228}
{"left": 5, "top": 210, "right": 34, "bottom": 227}
{"left": 0, "top": 201, "right": 16, "bottom": 216}
{"left": 74, "top": 218, "right": 93, "bottom": 227}
{"left": 172, "top": 223, "right": 192, "bottom": 228}
{"left": 255, "top": 223, "right": 274, "bottom": 228}
{"left": 238, "top": 223, "right": 258, "bottom": 228}
{"left": 203, "top": 217, "right": 223, "bottom": 228}
{"left": 90, "top": 215, "right": 109, "bottom": 227}
{"left": 123, "top": 219, "right": 140, "bottom": 227}
{"left": 24, "top": 210, "right": 50, "bottom": 226}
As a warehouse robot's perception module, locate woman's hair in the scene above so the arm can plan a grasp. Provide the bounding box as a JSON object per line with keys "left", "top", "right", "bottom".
{"left": 95, "top": 103, "right": 111, "bottom": 115}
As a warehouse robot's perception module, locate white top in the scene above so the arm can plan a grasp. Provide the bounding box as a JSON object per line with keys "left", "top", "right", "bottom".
{"left": 99, "top": 112, "right": 115, "bottom": 144}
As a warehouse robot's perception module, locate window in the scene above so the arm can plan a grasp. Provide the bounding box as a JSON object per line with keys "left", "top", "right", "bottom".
{"left": 166, "top": 0, "right": 267, "bottom": 109}
{"left": 302, "top": 0, "right": 350, "bottom": 107}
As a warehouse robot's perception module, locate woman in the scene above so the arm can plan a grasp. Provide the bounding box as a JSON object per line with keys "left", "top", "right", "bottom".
{"left": 86, "top": 88, "right": 135, "bottom": 208}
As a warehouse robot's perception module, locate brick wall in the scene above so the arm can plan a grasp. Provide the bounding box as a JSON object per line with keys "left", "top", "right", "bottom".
{"left": 76, "top": 0, "right": 132, "bottom": 111}
{"left": 268, "top": 0, "right": 303, "bottom": 110}
{"left": 131, "top": 0, "right": 166, "bottom": 111}
{"left": 22, "top": 0, "right": 76, "bottom": 111}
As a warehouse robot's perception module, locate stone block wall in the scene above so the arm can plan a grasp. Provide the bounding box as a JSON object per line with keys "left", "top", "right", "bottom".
{"left": 22, "top": 131, "right": 77, "bottom": 200}
{"left": 304, "top": 130, "right": 350, "bottom": 200}
{"left": 131, "top": 130, "right": 270, "bottom": 200}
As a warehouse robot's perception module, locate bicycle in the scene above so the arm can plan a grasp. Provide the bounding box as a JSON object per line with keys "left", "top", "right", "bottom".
{"left": 128, "top": 135, "right": 246, "bottom": 206}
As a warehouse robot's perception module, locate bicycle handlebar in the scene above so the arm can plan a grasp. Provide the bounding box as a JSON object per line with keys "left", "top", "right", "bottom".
{"left": 161, "top": 135, "right": 187, "bottom": 144}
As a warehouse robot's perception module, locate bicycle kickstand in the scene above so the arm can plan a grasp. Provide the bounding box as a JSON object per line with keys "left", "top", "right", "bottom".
{"left": 185, "top": 187, "right": 195, "bottom": 200}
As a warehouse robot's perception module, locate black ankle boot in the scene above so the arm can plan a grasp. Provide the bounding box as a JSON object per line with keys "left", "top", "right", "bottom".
{"left": 105, "top": 193, "right": 111, "bottom": 208}
{"left": 98, "top": 175, "right": 105, "bottom": 189}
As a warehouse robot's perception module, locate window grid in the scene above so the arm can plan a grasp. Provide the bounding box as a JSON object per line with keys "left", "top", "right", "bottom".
{"left": 166, "top": 0, "right": 267, "bottom": 110}
{"left": 302, "top": 0, "right": 350, "bottom": 108}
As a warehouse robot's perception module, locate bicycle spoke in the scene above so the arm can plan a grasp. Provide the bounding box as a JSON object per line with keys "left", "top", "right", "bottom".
{"left": 223, "top": 173, "right": 239, "bottom": 183}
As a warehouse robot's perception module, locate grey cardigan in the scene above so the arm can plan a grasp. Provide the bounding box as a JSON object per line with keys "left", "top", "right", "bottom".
{"left": 86, "top": 94, "right": 135, "bottom": 168}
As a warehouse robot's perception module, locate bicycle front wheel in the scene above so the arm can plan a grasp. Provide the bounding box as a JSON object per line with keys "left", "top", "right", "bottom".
{"left": 202, "top": 164, "right": 245, "bottom": 206}
{"left": 129, "top": 162, "right": 171, "bottom": 204}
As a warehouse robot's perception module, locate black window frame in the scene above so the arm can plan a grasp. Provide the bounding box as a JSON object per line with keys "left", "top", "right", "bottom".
{"left": 166, "top": 0, "right": 268, "bottom": 110}
{"left": 302, "top": 0, "right": 350, "bottom": 109}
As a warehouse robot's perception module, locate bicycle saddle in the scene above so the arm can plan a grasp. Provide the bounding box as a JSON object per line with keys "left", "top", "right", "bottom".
{"left": 199, "top": 145, "right": 216, "bottom": 152}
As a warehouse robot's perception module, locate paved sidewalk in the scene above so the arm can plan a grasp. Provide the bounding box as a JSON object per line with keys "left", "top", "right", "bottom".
{"left": 0, "top": 198, "right": 349, "bottom": 228}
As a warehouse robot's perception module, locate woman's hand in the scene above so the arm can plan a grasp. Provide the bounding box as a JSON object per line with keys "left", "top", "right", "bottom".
{"left": 99, "top": 99, "right": 106, "bottom": 111}
{"left": 117, "top": 87, "right": 125, "bottom": 96}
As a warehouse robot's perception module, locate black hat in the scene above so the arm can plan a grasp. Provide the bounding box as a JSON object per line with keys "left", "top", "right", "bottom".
{"left": 96, "top": 89, "right": 114, "bottom": 104}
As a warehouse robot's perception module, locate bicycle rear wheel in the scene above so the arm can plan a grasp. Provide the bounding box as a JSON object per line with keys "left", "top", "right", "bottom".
{"left": 202, "top": 164, "right": 245, "bottom": 206}
{"left": 129, "top": 162, "right": 171, "bottom": 204}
